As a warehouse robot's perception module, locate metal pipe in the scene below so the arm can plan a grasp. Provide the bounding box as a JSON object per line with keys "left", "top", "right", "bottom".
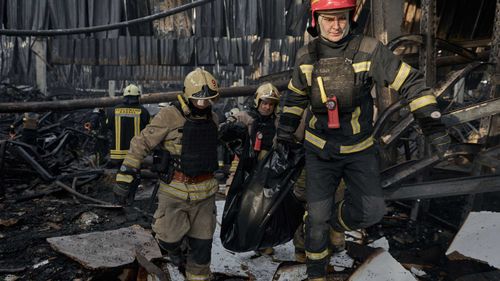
{"left": 0, "top": 81, "right": 288, "bottom": 113}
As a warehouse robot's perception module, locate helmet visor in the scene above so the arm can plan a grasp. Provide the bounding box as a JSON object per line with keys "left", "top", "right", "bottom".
{"left": 191, "top": 85, "right": 219, "bottom": 100}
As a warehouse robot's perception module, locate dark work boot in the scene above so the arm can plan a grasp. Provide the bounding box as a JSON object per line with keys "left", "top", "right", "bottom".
{"left": 330, "top": 229, "right": 345, "bottom": 253}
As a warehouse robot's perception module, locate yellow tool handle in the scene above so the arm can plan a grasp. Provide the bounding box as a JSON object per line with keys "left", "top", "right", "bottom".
{"left": 317, "top": 77, "right": 328, "bottom": 103}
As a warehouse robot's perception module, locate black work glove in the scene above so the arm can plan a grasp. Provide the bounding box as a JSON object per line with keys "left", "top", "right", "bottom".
{"left": 213, "top": 169, "right": 228, "bottom": 182}
{"left": 414, "top": 105, "right": 450, "bottom": 158}
{"left": 428, "top": 130, "right": 451, "bottom": 158}
{"left": 114, "top": 164, "right": 140, "bottom": 206}
{"left": 275, "top": 128, "right": 295, "bottom": 145}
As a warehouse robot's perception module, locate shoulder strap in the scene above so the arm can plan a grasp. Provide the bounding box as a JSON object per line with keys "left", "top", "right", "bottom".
{"left": 307, "top": 39, "right": 319, "bottom": 62}
{"left": 344, "top": 35, "right": 363, "bottom": 63}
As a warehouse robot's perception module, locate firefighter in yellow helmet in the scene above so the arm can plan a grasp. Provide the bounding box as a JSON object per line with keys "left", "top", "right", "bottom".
{"left": 277, "top": 0, "right": 450, "bottom": 279}
{"left": 105, "top": 84, "right": 150, "bottom": 167}
{"left": 219, "top": 83, "right": 284, "bottom": 256}
{"left": 220, "top": 82, "right": 280, "bottom": 161}
{"left": 114, "top": 68, "right": 220, "bottom": 281}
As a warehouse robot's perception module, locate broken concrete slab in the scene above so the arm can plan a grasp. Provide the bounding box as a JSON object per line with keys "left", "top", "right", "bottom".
{"left": 273, "top": 263, "right": 307, "bottom": 281}
{"left": 348, "top": 249, "right": 418, "bottom": 281}
{"left": 368, "top": 237, "right": 390, "bottom": 251}
{"left": 446, "top": 211, "right": 500, "bottom": 269}
{"left": 46, "top": 225, "right": 161, "bottom": 269}
{"left": 331, "top": 250, "right": 355, "bottom": 271}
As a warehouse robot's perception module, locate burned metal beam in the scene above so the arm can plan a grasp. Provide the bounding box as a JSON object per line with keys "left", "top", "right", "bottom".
{"left": 419, "top": 0, "right": 437, "bottom": 87}
{"left": 381, "top": 144, "right": 482, "bottom": 188}
{"left": 434, "top": 62, "right": 486, "bottom": 98}
{"left": 13, "top": 145, "right": 54, "bottom": 182}
{"left": 441, "top": 97, "right": 500, "bottom": 127}
{"left": 380, "top": 114, "right": 413, "bottom": 145}
{"left": 388, "top": 35, "right": 478, "bottom": 60}
{"left": 381, "top": 155, "right": 441, "bottom": 189}
{"left": 380, "top": 97, "right": 500, "bottom": 145}
{"left": 0, "top": 81, "right": 288, "bottom": 113}
{"left": 384, "top": 174, "right": 500, "bottom": 201}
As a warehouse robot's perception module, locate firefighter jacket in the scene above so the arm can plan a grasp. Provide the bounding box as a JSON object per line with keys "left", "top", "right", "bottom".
{"left": 231, "top": 109, "right": 277, "bottom": 153}
{"left": 123, "top": 104, "right": 219, "bottom": 201}
{"left": 106, "top": 100, "right": 150, "bottom": 160}
{"left": 278, "top": 33, "right": 442, "bottom": 157}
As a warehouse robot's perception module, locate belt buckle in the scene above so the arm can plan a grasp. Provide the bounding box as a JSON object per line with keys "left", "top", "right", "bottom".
{"left": 185, "top": 175, "right": 195, "bottom": 184}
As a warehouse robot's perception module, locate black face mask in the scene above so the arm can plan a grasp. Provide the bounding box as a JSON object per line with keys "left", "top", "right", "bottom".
{"left": 188, "top": 100, "right": 212, "bottom": 117}
{"left": 124, "top": 96, "right": 139, "bottom": 105}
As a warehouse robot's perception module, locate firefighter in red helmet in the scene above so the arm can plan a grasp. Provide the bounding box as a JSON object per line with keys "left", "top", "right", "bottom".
{"left": 276, "top": 0, "right": 450, "bottom": 279}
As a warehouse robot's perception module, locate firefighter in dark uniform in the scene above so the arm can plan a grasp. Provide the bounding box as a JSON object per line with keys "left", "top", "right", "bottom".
{"left": 106, "top": 84, "right": 150, "bottom": 167}
{"left": 221, "top": 83, "right": 281, "bottom": 161}
{"left": 114, "top": 69, "right": 220, "bottom": 281}
{"left": 275, "top": 0, "right": 451, "bottom": 279}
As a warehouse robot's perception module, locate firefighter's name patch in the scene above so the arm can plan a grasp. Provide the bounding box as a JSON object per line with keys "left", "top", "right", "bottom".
{"left": 115, "top": 108, "right": 142, "bottom": 115}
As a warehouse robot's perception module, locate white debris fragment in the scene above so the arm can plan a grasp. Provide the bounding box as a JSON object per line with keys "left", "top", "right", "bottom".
{"left": 272, "top": 240, "right": 296, "bottom": 261}
{"left": 345, "top": 229, "right": 365, "bottom": 243}
{"left": 3, "top": 274, "right": 19, "bottom": 281}
{"left": 273, "top": 263, "right": 307, "bottom": 281}
{"left": 33, "top": 259, "right": 50, "bottom": 269}
{"left": 331, "top": 250, "right": 354, "bottom": 271}
{"left": 348, "top": 250, "right": 418, "bottom": 281}
{"left": 368, "top": 237, "right": 390, "bottom": 251}
{"left": 77, "top": 211, "right": 99, "bottom": 229}
{"left": 410, "top": 266, "right": 426, "bottom": 277}
{"left": 446, "top": 211, "right": 500, "bottom": 269}
{"left": 164, "top": 263, "right": 185, "bottom": 281}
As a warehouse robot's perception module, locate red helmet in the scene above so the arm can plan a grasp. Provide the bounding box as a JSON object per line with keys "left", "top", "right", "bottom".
{"left": 310, "top": 0, "right": 356, "bottom": 28}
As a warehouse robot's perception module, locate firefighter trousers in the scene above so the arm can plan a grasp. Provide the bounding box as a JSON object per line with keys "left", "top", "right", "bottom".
{"left": 304, "top": 147, "right": 386, "bottom": 278}
{"left": 153, "top": 192, "right": 216, "bottom": 280}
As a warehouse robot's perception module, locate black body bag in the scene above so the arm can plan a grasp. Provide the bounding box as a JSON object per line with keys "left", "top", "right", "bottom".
{"left": 220, "top": 143, "right": 305, "bottom": 252}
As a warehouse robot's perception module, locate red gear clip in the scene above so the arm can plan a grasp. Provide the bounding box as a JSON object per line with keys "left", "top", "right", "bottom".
{"left": 254, "top": 132, "right": 263, "bottom": 151}
{"left": 326, "top": 96, "right": 340, "bottom": 129}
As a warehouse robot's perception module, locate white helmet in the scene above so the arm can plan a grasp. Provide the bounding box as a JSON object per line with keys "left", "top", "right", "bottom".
{"left": 123, "top": 84, "right": 141, "bottom": 97}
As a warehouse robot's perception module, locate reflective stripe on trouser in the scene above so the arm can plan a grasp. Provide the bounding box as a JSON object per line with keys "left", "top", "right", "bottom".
{"left": 304, "top": 148, "right": 386, "bottom": 277}
{"left": 186, "top": 271, "right": 210, "bottom": 281}
{"left": 159, "top": 178, "right": 218, "bottom": 201}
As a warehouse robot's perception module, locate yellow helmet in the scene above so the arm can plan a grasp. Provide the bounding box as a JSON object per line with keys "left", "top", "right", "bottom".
{"left": 183, "top": 68, "right": 219, "bottom": 101}
{"left": 254, "top": 83, "right": 280, "bottom": 108}
{"left": 123, "top": 84, "right": 140, "bottom": 97}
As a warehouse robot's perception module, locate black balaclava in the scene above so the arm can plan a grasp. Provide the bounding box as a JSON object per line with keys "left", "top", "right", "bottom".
{"left": 188, "top": 100, "right": 212, "bottom": 117}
